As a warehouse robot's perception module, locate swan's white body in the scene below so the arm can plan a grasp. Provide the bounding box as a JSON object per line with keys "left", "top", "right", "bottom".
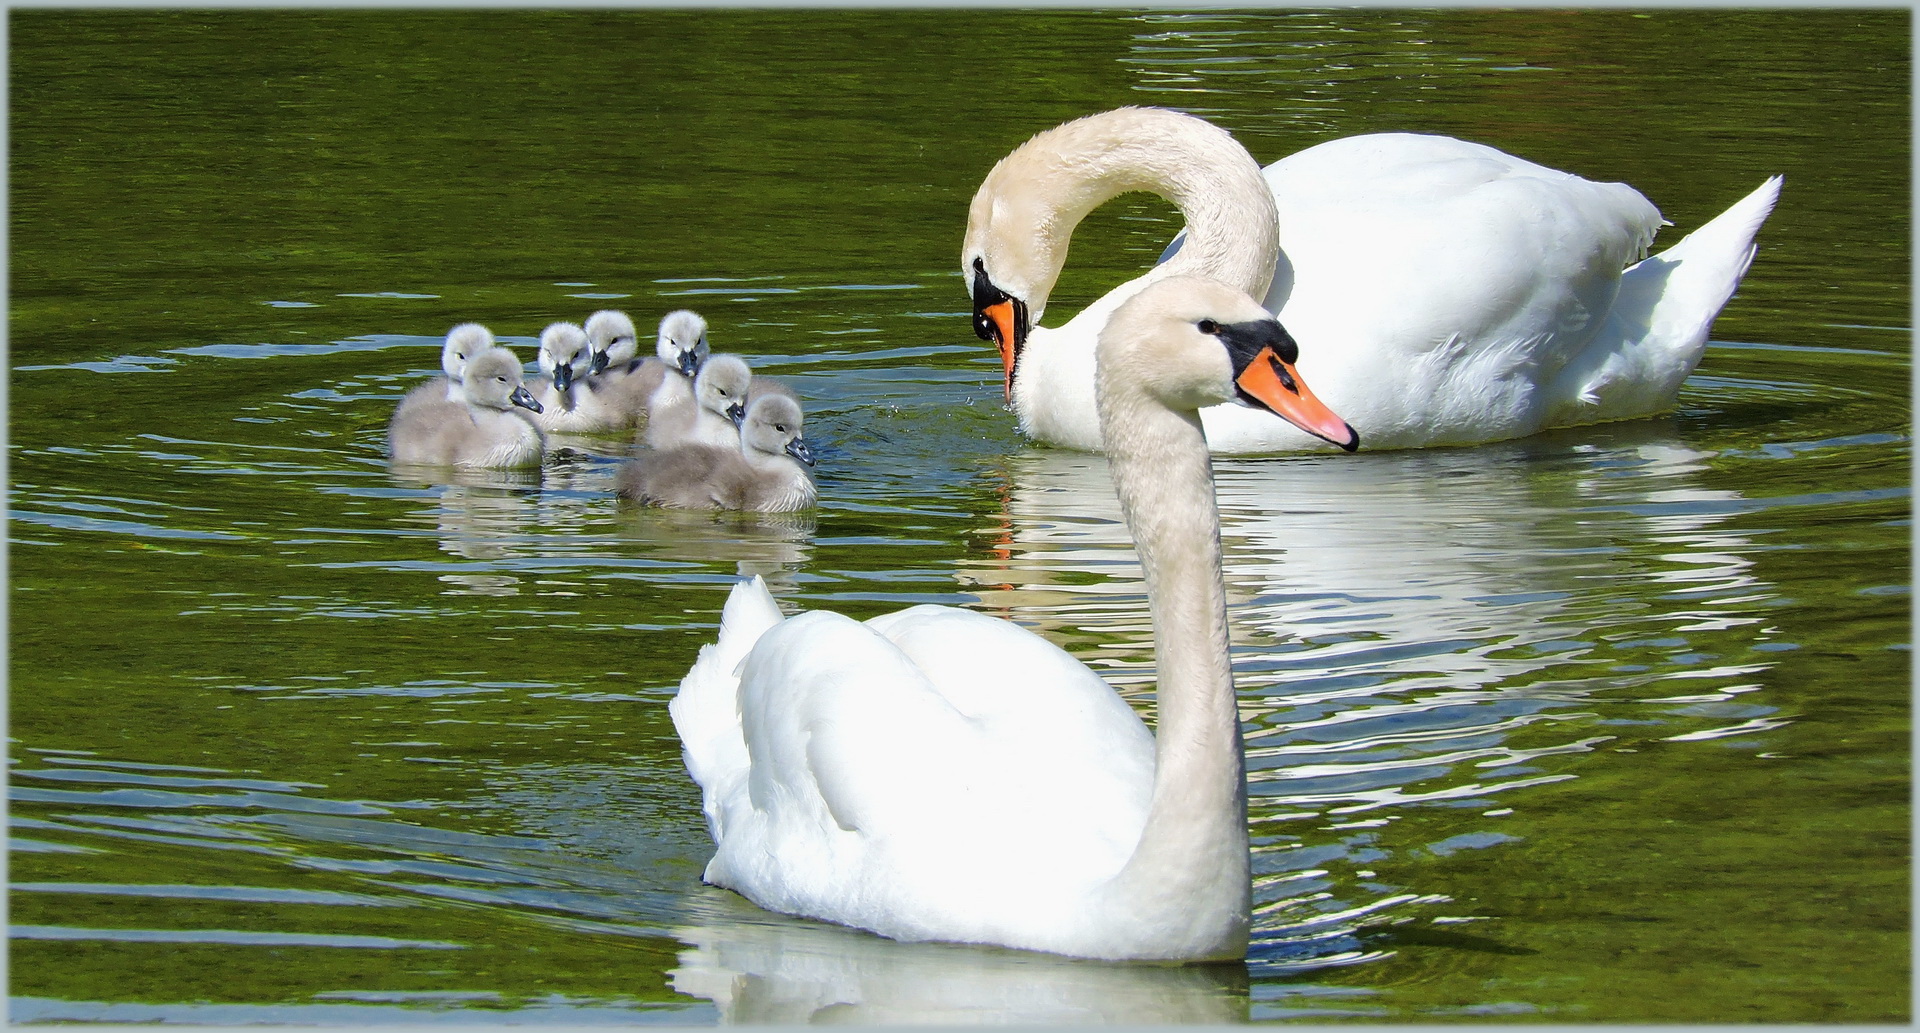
{"left": 968, "top": 108, "right": 1781, "bottom": 454}
{"left": 673, "top": 277, "right": 1349, "bottom": 961}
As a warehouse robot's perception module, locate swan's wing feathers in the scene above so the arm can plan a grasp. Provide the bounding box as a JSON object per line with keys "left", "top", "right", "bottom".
{"left": 734, "top": 610, "right": 977, "bottom": 837}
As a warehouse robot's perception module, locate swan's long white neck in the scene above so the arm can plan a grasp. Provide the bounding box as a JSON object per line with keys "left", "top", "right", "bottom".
{"left": 977, "top": 108, "right": 1279, "bottom": 327}
{"left": 1092, "top": 362, "right": 1250, "bottom": 960}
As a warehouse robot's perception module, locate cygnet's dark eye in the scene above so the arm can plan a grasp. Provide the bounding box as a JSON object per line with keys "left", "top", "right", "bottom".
{"left": 1197, "top": 319, "right": 1221, "bottom": 336}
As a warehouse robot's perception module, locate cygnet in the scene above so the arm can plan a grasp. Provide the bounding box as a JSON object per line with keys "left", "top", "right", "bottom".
{"left": 389, "top": 347, "right": 547, "bottom": 468}
{"left": 646, "top": 353, "right": 750, "bottom": 450}
{"left": 618, "top": 393, "right": 817, "bottom": 512}
{"left": 392, "top": 322, "right": 497, "bottom": 424}
{"left": 579, "top": 309, "right": 708, "bottom": 432}
{"left": 528, "top": 322, "right": 602, "bottom": 433}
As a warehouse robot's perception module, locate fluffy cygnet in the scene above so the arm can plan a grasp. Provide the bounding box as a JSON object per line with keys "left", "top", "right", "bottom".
{"left": 646, "top": 353, "right": 751, "bottom": 450}
{"left": 618, "top": 393, "right": 817, "bottom": 512}
{"left": 392, "top": 322, "right": 497, "bottom": 424}
{"left": 528, "top": 322, "right": 603, "bottom": 433}
{"left": 389, "top": 347, "right": 546, "bottom": 468}
{"left": 580, "top": 309, "right": 709, "bottom": 432}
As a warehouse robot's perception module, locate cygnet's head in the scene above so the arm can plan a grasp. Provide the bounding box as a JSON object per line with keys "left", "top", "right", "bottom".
{"left": 1100, "top": 276, "right": 1355, "bottom": 451}
{"left": 584, "top": 310, "right": 638, "bottom": 374}
{"left": 656, "top": 309, "right": 710, "bottom": 378}
{"left": 740, "top": 394, "right": 814, "bottom": 468}
{"left": 442, "top": 323, "right": 497, "bottom": 381}
{"left": 537, "top": 322, "right": 591, "bottom": 394}
{"left": 461, "top": 347, "right": 544, "bottom": 414}
{"left": 693, "top": 354, "right": 751, "bottom": 425}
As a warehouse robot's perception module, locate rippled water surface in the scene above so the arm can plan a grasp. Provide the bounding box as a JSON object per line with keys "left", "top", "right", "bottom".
{"left": 9, "top": 8, "right": 1909, "bottom": 1024}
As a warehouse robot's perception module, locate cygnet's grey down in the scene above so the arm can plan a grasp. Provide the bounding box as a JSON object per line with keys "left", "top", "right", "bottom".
{"left": 645, "top": 353, "right": 751, "bottom": 450}
{"left": 527, "top": 321, "right": 601, "bottom": 433}
{"left": 581, "top": 309, "right": 708, "bottom": 432}
{"left": 389, "top": 347, "right": 547, "bottom": 468}
{"left": 618, "top": 393, "right": 817, "bottom": 512}
{"left": 391, "top": 323, "right": 497, "bottom": 425}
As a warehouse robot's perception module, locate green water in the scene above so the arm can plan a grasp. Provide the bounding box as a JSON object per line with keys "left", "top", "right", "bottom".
{"left": 9, "top": 8, "right": 1909, "bottom": 1024}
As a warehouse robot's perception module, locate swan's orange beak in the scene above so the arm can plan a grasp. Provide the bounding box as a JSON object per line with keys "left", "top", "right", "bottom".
{"left": 1227, "top": 322, "right": 1359, "bottom": 452}
{"left": 970, "top": 258, "right": 1030, "bottom": 402}
{"left": 980, "top": 299, "right": 1021, "bottom": 400}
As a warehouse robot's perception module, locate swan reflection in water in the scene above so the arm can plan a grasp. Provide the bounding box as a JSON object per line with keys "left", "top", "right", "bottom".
{"left": 946, "top": 418, "right": 1774, "bottom": 948}
{"left": 385, "top": 457, "right": 817, "bottom": 597}
{"left": 669, "top": 897, "right": 1252, "bottom": 1024}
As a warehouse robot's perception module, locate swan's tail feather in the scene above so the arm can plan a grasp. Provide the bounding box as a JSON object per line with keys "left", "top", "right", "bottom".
{"left": 671, "top": 576, "right": 784, "bottom": 796}
{"left": 1559, "top": 175, "right": 1781, "bottom": 419}
{"left": 1623, "top": 175, "right": 1782, "bottom": 356}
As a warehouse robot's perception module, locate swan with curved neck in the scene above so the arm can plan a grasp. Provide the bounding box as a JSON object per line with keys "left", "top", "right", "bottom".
{"left": 671, "top": 276, "right": 1355, "bottom": 961}
{"left": 964, "top": 106, "right": 1780, "bottom": 454}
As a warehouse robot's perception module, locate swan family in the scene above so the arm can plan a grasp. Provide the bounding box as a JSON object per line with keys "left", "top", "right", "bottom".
{"left": 386, "top": 308, "right": 817, "bottom": 511}
{"left": 377, "top": 105, "right": 1778, "bottom": 962}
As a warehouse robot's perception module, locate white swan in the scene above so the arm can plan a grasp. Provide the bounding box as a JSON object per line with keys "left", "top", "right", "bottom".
{"left": 388, "top": 347, "right": 546, "bottom": 469}
{"left": 390, "top": 322, "right": 497, "bottom": 424}
{"left": 964, "top": 106, "right": 1782, "bottom": 453}
{"left": 618, "top": 394, "right": 817, "bottom": 512}
{"left": 646, "top": 354, "right": 751, "bottom": 450}
{"left": 671, "top": 275, "right": 1356, "bottom": 962}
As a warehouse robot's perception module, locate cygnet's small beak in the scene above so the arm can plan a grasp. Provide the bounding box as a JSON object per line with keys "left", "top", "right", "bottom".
{"left": 786, "top": 437, "right": 816, "bottom": 467}
{"left": 552, "top": 364, "right": 574, "bottom": 395}
{"left": 676, "top": 349, "right": 702, "bottom": 378}
{"left": 587, "top": 349, "right": 610, "bottom": 376}
{"left": 726, "top": 401, "right": 747, "bottom": 426}
{"left": 511, "top": 386, "right": 544, "bottom": 414}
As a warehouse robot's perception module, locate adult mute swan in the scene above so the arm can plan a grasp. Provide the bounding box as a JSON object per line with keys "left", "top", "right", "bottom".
{"left": 671, "top": 276, "right": 1357, "bottom": 962}
{"left": 964, "top": 106, "right": 1782, "bottom": 453}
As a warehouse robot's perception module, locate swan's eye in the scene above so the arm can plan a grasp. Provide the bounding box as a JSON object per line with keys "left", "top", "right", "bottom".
{"left": 1197, "top": 319, "right": 1221, "bottom": 336}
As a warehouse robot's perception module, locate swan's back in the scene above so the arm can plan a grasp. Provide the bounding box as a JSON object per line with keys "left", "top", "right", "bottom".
{"left": 1253, "top": 133, "right": 1670, "bottom": 445}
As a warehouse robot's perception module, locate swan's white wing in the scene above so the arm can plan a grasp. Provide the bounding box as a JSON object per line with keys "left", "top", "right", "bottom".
{"left": 690, "top": 591, "right": 1158, "bottom": 944}
{"left": 1260, "top": 134, "right": 1664, "bottom": 445}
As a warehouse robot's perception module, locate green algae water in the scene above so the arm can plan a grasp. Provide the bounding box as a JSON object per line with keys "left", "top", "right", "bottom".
{"left": 9, "top": 8, "right": 1908, "bottom": 1024}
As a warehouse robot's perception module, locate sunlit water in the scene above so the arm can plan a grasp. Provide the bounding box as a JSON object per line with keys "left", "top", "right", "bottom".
{"left": 9, "top": 8, "right": 1909, "bottom": 1024}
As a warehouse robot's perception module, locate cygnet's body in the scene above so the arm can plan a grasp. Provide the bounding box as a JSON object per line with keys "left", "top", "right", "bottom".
{"left": 389, "top": 347, "right": 547, "bottom": 468}
{"left": 392, "top": 323, "right": 497, "bottom": 424}
{"left": 583, "top": 309, "right": 708, "bottom": 432}
{"left": 619, "top": 394, "right": 817, "bottom": 512}
{"left": 647, "top": 353, "right": 751, "bottom": 450}
{"left": 527, "top": 322, "right": 602, "bottom": 433}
